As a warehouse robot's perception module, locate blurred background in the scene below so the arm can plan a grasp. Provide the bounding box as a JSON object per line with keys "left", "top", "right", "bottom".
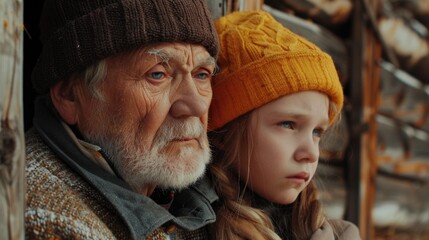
{"left": 23, "top": 0, "right": 429, "bottom": 239}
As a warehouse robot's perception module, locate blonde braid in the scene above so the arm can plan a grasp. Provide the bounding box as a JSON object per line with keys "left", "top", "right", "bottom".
{"left": 291, "top": 181, "right": 325, "bottom": 240}
{"left": 209, "top": 115, "right": 281, "bottom": 240}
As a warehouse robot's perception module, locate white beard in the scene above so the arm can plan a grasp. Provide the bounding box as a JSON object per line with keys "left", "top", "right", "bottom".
{"left": 83, "top": 117, "right": 211, "bottom": 191}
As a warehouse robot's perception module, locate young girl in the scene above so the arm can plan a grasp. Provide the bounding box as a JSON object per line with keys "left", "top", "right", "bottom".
{"left": 208, "top": 11, "right": 361, "bottom": 240}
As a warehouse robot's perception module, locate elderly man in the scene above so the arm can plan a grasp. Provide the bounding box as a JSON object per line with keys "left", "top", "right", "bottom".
{"left": 25, "top": 0, "right": 219, "bottom": 239}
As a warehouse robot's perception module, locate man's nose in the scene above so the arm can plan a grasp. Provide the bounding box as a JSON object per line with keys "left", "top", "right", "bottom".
{"left": 170, "top": 76, "right": 211, "bottom": 118}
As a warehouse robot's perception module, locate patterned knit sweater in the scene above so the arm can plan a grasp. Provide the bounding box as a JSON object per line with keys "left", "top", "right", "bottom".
{"left": 26, "top": 129, "right": 129, "bottom": 239}
{"left": 25, "top": 129, "right": 210, "bottom": 240}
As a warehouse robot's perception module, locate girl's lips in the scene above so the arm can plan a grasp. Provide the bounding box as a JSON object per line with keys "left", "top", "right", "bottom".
{"left": 287, "top": 172, "right": 310, "bottom": 182}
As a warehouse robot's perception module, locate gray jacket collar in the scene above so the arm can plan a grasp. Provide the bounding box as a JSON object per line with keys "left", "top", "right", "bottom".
{"left": 33, "top": 96, "right": 217, "bottom": 239}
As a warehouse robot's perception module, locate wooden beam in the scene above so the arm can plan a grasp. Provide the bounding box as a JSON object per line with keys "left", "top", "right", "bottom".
{"left": 0, "top": 0, "right": 25, "bottom": 239}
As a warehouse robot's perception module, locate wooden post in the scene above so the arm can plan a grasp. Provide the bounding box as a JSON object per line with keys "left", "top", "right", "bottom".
{"left": 0, "top": 0, "right": 25, "bottom": 239}
{"left": 345, "top": 0, "right": 364, "bottom": 231}
{"left": 347, "top": 0, "right": 382, "bottom": 239}
{"left": 360, "top": 0, "right": 382, "bottom": 239}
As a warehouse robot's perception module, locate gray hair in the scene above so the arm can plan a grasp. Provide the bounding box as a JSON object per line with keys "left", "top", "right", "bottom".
{"left": 80, "top": 60, "right": 107, "bottom": 100}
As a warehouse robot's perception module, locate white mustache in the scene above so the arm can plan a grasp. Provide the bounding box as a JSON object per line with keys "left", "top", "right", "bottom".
{"left": 153, "top": 118, "right": 206, "bottom": 148}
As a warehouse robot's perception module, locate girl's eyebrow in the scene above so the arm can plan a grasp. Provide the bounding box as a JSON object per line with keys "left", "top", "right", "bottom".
{"left": 269, "top": 110, "right": 330, "bottom": 126}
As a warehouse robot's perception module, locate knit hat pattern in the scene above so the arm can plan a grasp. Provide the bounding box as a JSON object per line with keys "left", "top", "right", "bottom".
{"left": 32, "top": 0, "right": 219, "bottom": 94}
{"left": 209, "top": 11, "right": 344, "bottom": 130}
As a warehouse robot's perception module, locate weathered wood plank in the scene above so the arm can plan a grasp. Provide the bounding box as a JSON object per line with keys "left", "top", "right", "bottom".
{"left": 0, "top": 0, "right": 25, "bottom": 239}
{"left": 360, "top": 0, "right": 383, "bottom": 238}
{"left": 229, "top": 0, "right": 263, "bottom": 12}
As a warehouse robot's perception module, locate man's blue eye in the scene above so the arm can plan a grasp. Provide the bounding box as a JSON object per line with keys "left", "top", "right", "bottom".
{"left": 195, "top": 72, "right": 210, "bottom": 80}
{"left": 150, "top": 72, "right": 165, "bottom": 80}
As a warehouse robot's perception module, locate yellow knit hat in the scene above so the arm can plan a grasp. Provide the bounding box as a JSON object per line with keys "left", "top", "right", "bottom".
{"left": 209, "top": 10, "right": 344, "bottom": 130}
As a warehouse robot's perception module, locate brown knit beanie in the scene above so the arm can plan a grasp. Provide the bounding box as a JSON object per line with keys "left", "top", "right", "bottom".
{"left": 209, "top": 11, "right": 344, "bottom": 130}
{"left": 32, "top": 0, "right": 220, "bottom": 94}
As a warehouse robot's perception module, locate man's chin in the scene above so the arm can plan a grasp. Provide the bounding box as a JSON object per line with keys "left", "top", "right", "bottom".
{"left": 158, "top": 167, "right": 206, "bottom": 190}
{"left": 119, "top": 146, "right": 211, "bottom": 191}
{"left": 157, "top": 150, "right": 210, "bottom": 190}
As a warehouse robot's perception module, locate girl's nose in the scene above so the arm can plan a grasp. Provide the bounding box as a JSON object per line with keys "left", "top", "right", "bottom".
{"left": 294, "top": 135, "right": 319, "bottom": 163}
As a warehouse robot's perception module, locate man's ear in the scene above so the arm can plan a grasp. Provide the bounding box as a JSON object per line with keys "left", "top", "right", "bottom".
{"left": 50, "top": 81, "right": 79, "bottom": 125}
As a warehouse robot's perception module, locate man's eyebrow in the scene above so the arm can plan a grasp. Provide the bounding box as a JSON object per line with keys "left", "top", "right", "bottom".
{"left": 146, "top": 48, "right": 171, "bottom": 63}
{"left": 145, "top": 48, "right": 216, "bottom": 70}
{"left": 198, "top": 56, "right": 219, "bottom": 74}
{"left": 200, "top": 56, "right": 216, "bottom": 66}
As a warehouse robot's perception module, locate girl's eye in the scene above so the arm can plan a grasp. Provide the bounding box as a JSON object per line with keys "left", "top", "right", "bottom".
{"left": 278, "top": 121, "right": 294, "bottom": 129}
{"left": 313, "top": 128, "right": 325, "bottom": 138}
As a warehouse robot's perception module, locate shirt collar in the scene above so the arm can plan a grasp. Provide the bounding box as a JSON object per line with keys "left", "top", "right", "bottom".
{"left": 61, "top": 121, "right": 116, "bottom": 175}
